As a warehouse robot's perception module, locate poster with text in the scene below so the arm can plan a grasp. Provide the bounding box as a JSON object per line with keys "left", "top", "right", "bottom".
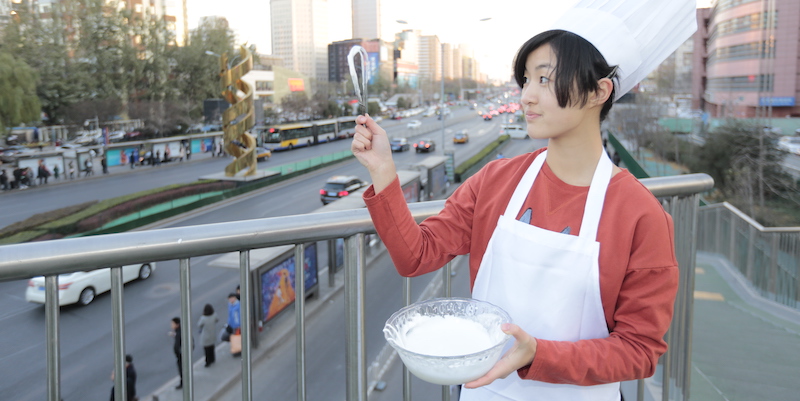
{"left": 260, "top": 243, "right": 318, "bottom": 322}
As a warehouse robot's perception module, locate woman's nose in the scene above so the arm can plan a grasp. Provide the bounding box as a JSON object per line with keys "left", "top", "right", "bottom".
{"left": 521, "top": 85, "right": 537, "bottom": 105}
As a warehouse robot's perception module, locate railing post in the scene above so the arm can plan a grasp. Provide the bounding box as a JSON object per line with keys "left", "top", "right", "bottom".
{"left": 295, "top": 244, "right": 307, "bottom": 401}
{"left": 345, "top": 233, "right": 367, "bottom": 401}
{"left": 239, "top": 251, "right": 253, "bottom": 401}
{"left": 442, "top": 261, "right": 453, "bottom": 401}
{"left": 45, "top": 275, "right": 61, "bottom": 401}
{"left": 403, "top": 277, "right": 412, "bottom": 401}
{"left": 179, "top": 258, "right": 193, "bottom": 401}
{"left": 110, "top": 266, "right": 126, "bottom": 401}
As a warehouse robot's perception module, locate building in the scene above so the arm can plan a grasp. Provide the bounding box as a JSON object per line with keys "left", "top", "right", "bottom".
{"left": 351, "top": 0, "right": 380, "bottom": 40}
{"left": 328, "top": 38, "right": 392, "bottom": 93}
{"left": 418, "top": 35, "right": 441, "bottom": 83}
{"left": 270, "top": 0, "right": 329, "bottom": 83}
{"left": 693, "top": 0, "right": 800, "bottom": 118}
{"left": 393, "top": 29, "right": 419, "bottom": 89}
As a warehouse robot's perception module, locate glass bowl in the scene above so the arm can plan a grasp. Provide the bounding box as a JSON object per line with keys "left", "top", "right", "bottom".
{"left": 383, "top": 297, "right": 512, "bottom": 385}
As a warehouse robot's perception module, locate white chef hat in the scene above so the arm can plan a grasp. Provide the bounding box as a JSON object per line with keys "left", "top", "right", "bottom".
{"left": 549, "top": 0, "right": 697, "bottom": 101}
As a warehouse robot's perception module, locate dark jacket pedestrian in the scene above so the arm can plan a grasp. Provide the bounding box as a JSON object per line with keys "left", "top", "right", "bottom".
{"left": 198, "top": 304, "right": 218, "bottom": 367}
{"left": 109, "top": 354, "right": 136, "bottom": 401}
{"left": 170, "top": 317, "right": 183, "bottom": 389}
{"left": 0, "top": 170, "right": 8, "bottom": 190}
{"left": 101, "top": 156, "right": 108, "bottom": 174}
{"left": 129, "top": 151, "right": 136, "bottom": 169}
{"left": 37, "top": 160, "right": 50, "bottom": 185}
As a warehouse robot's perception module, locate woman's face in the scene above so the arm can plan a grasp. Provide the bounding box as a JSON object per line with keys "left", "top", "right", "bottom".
{"left": 520, "top": 44, "right": 594, "bottom": 141}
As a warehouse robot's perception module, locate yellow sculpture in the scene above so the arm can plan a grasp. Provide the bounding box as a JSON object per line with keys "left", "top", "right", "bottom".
{"left": 217, "top": 46, "right": 257, "bottom": 177}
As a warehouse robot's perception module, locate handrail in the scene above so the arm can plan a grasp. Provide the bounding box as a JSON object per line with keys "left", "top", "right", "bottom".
{"left": 0, "top": 172, "right": 714, "bottom": 401}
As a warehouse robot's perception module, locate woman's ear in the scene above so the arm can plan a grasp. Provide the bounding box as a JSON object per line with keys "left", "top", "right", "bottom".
{"left": 592, "top": 78, "right": 614, "bottom": 106}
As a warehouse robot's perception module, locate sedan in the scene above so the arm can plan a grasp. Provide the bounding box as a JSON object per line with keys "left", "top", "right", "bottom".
{"left": 453, "top": 131, "right": 469, "bottom": 144}
{"left": 390, "top": 137, "right": 410, "bottom": 152}
{"left": 414, "top": 139, "right": 436, "bottom": 153}
{"left": 26, "top": 263, "right": 156, "bottom": 306}
{"left": 407, "top": 120, "right": 422, "bottom": 129}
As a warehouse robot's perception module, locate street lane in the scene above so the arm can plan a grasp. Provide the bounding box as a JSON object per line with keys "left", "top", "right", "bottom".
{"left": 0, "top": 110, "right": 503, "bottom": 401}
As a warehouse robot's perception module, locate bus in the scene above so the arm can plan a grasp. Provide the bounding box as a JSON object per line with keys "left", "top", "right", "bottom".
{"left": 255, "top": 116, "right": 359, "bottom": 151}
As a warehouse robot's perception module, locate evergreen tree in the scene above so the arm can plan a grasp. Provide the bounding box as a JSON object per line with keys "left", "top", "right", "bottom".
{"left": 0, "top": 51, "right": 41, "bottom": 131}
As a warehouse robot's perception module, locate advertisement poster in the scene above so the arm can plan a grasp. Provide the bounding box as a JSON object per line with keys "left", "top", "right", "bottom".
{"left": 106, "top": 149, "right": 122, "bottom": 166}
{"left": 368, "top": 52, "right": 380, "bottom": 85}
{"left": 430, "top": 163, "right": 447, "bottom": 197}
{"left": 261, "top": 243, "right": 318, "bottom": 322}
{"left": 402, "top": 180, "right": 420, "bottom": 203}
{"left": 191, "top": 139, "right": 202, "bottom": 154}
{"left": 201, "top": 138, "right": 214, "bottom": 153}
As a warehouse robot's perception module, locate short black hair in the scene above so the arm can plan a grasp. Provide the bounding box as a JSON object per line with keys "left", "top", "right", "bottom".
{"left": 228, "top": 293, "right": 238, "bottom": 299}
{"left": 513, "top": 30, "right": 617, "bottom": 121}
{"left": 172, "top": 317, "right": 180, "bottom": 325}
{"left": 125, "top": 354, "right": 133, "bottom": 363}
{"left": 203, "top": 303, "right": 214, "bottom": 316}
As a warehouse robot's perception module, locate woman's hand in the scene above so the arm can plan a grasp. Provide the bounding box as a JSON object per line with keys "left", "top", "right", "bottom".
{"left": 351, "top": 114, "right": 396, "bottom": 193}
{"left": 463, "top": 323, "right": 538, "bottom": 388}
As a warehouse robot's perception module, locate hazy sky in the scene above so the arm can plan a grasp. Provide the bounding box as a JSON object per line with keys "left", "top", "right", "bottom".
{"left": 188, "top": 0, "right": 716, "bottom": 81}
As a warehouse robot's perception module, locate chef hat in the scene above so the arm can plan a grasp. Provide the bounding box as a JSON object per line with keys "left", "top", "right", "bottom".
{"left": 549, "top": 0, "right": 697, "bottom": 101}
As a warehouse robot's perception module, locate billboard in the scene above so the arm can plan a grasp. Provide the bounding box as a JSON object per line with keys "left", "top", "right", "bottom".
{"left": 288, "top": 78, "right": 305, "bottom": 92}
{"left": 368, "top": 52, "right": 380, "bottom": 85}
{"left": 260, "top": 243, "right": 318, "bottom": 322}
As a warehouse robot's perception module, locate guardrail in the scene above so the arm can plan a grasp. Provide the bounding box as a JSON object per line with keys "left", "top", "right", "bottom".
{"left": 697, "top": 202, "right": 800, "bottom": 309}
{"left": 0, "top": 173, "right": 713, "bottom": 401}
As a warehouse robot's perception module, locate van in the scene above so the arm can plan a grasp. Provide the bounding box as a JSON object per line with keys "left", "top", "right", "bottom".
{"left": 500, "top": 124, "right": 528, "bottom": 139}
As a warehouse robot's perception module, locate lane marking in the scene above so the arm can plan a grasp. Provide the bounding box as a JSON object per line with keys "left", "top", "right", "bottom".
{"left": 695, "top": 291, "right": 725, "bottom": 301}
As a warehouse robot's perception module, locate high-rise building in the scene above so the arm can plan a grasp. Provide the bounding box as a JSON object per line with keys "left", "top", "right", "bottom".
{"left": 418, "top": 35, "right": 441, "bottom": 83}
{"left": 351, "top": 0, "right": 380, "bottom": 40}
{"left": 693, "top": 0, "right": 800, "bottom": 118}
{"left": 394, "top": 29, "right": 419, "bottom": 89}
{"left": 270, "top": 0, "right": 329, "bottom": 83}
{"left": 328, "top": 38, "right": 392, "bottom": 91}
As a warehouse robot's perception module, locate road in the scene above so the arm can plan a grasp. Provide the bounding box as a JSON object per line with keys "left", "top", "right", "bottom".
{"left": 0, "top": 108, "right": 508, "bottom": 401}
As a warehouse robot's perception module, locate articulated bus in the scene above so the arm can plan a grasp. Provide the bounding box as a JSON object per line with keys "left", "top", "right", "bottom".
{"left": 255, "top": 116, "right": 359, "bottom": 151}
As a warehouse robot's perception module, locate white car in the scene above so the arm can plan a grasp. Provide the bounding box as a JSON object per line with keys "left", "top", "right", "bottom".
{"left": 25, "top": 263, "right": 156, "bottom": 306}
{"left": 777, "top": 136, "right": 800, "bottom": 156}
{"left": 407, "top": 120, "right": 422, "bottom": 129}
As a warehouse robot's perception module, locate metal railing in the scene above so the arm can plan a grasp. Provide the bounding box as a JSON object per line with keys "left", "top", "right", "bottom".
{"left": 0, "top": 173, "right": 714, "bottom": 401}
{"left": 697, "top": 202, "right": 800, "bottom": 309}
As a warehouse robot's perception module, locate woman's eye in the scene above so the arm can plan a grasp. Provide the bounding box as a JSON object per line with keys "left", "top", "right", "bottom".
{"left": 522, "top": 76, "right": 530, "bottom": 85}
{"left": 539, "top": 76, "right": 550, "bottom": 84}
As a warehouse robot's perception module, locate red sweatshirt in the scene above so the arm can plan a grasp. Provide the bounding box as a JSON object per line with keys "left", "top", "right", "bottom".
{"left": 364, "top": 148, "right": 678, "bottom": 386}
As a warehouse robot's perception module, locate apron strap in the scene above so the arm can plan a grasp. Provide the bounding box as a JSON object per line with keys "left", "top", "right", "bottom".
{"left": 503, "top": 151, "right": 547, "bottom": 217}
{"left": 578, "top": 152, "right": 613, "bottom": 241}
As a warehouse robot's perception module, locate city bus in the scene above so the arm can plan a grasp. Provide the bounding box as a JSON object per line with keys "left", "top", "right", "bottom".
{"left": 255, "top": 116, "right": 360, "bottom": 151}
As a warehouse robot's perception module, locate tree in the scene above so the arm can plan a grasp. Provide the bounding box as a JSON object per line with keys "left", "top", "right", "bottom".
{"left": 280, "top": 92, "right": 311, "bottom": 122}
{"left": 0, "top": 51, "right": 41, "bottom": 131}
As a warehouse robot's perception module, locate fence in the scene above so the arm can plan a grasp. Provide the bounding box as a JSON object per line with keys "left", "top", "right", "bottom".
{"left": 697, "top": 202, "right": 800, "bottom": 309}
{"left": 0, "top": 173, "right": 713, "bottom": 401}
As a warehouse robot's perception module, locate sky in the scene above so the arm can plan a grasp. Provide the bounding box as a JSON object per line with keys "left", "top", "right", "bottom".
{"left": 188, "top": 0, "right": 716, "bottom": 82}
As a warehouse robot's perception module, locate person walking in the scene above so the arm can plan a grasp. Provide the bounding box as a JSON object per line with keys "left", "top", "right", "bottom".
{"left": 83, "top": 158, "right": 93, "bottom": 177}
{"left": 53, "top": 164, "right": 60, "bottom": 181}
{"left": 226, "top": 293, "right": 241, "bottom": 356}
{"left": 101, "top": 156, "right": 108, "bottom": 174}
{"left": 37, "top": 160, "right": 50, "bottom": 185}
{"left": 109, "top": 354, "right": 137, "bottom": 401}
{"left": 68, "top": 161, "right": 75, "bottom": 179}
{"left": 169, "top": 317, "right": 184, "bottom": 390}
{"left": 198, "top": 304, "right": 218, "bottom": 367}
{"left": 129, "top": 151, "right": 136, "bottom": 170}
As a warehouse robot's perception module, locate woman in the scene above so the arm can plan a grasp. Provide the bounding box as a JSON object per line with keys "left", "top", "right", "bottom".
{"left": 198, "top": 304, "right": 218, "bottom": 367}
{"left": 352, "top": 27, "right": 684, "bottom": 401}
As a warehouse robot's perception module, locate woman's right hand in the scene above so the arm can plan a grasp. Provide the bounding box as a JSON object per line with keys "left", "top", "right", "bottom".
{"left": 351, "top": 115, "right": 396, "bottom": 193}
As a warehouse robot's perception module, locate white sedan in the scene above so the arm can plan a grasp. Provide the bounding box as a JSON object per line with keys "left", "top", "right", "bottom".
{"left": 25, "top": 263, "right": 156, "bottom": 306}
{"left": 407, "top": 120, "right": 422, "bottom": 129}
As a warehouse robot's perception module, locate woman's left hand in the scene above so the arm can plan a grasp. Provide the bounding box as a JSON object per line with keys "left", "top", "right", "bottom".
{"left": 463, "top": 323, "right": 538, "bottom": 388}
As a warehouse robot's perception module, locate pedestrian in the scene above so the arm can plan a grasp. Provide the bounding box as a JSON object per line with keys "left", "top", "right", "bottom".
{"left": 83, "top": 158, "right": 93, "bottom": 177}
{"left": 198, "top": 304, "right": 218, "bottom": 367}
{"left": 102, "top": 156, "right": 108, "bottom": 174}
{"left": 53, "top": 164, "right": 60, "bottom": 181}
{"left": 68, "top": 161, "right": 75, "bottom": 179}
{"left": 169, "top": 317, "right": 184, "bottom": 390}
{"left": 350, "top": 0, "right": 694, "bottom": 398}
{"left": 129, "top": 151, "right": 136, "bottom": 170}
{"left": 179, "top": 146, "right": 186, "bottom": 162}
{"left": 226, "top": 293, "right": 241, "bottom": 356}
{"left": 37, "top": 160, "right": 50, "bottom": 185}
{"left": 186, "top": 145, "right": 191, "bottom": 160}
{"left": 0, "top": 169, "right": 8, "bottom": 190}
{"left": 612, "top": 151, "right": 622, "bottom": 167}
{"left": 155, "top": 150, "right": 161, "bottom": 166}
{"left": 235, "top": 284, "right": 240, "bottom": 300}
{"left": 164, "top": 146, "right": 171, "bottom": 163}
{"left": 109, "top": 354, "right": 137, "bottom": 401}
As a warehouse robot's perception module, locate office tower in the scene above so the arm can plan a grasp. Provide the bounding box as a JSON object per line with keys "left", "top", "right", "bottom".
{"left": 271, "top": 0, "right": 329, "bottom": 82}
{"left": 352, "top": 0, "right": 380, "bottom": 40}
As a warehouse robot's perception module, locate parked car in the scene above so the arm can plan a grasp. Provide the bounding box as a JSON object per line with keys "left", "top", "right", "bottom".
{"left": 25, "top": 263, "right": 156, "bottom": 306}
{"left": 407, "top": 120, "right": 422, "bottom": 129}
{"left": 0, "top": 145, "right": 34, "bottom": 162}
{"left": 483, "top": 113, "right": 493, "bottom": 121}
{"left": 414, "top": 139, "right": 436, "bottom": 153}
{"left": 256, "top": 146, "right": 272, "bottom": 161}
{"left": 453, "top": 130, "right": 469, "bottom": 144}
{"left": 320, "top": 175, "right": 368, "bottom": 205}
{"left": 390, "top": 137, "right": 410, "bottom": 152}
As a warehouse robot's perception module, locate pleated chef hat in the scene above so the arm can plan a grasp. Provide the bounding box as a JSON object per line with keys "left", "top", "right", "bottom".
{"left": 549, "top": 0, "right": 697, "bottom": 101}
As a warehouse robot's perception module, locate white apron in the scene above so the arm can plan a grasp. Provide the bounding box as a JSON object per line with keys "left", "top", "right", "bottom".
{"left": 460, "top": 151, "right": 620, "bottom": 401}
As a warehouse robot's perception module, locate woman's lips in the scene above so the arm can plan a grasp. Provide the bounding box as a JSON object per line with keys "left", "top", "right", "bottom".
{"left": 525, "top": 112, "right": 541, "bottom": 120}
